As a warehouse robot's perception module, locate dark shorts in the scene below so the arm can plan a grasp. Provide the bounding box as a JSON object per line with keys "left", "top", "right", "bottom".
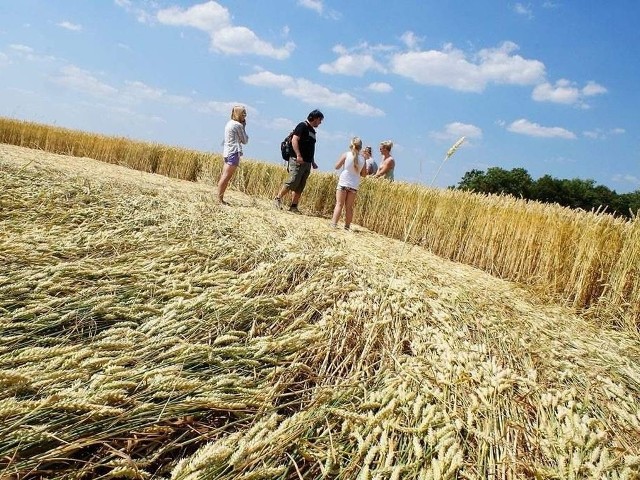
{"left": 224, "top": 152, "right": 240, "bottom": 166}
{"left": 285, "top": 160, "right": 312, "bottom": 193}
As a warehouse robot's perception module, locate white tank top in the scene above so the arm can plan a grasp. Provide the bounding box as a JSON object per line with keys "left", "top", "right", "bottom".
{"left": 337, "top": 152, "right": 362, "bottom": 190}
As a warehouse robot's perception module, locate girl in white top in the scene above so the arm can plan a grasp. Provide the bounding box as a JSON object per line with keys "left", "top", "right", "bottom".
{"left": 331, "top": 136, "right": 367, "bottom": 230}
{"left": 217, "top": 105, "right": 249, "bottom": 205}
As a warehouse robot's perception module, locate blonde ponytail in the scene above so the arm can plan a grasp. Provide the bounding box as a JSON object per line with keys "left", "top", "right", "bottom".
{"left": 350, "top": 137, "right": 363, "bottom": 172}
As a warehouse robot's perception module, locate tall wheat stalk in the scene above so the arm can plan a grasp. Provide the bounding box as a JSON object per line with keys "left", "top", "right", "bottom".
{"left": 430, "top": 136, "right": 466, "bottom": 187}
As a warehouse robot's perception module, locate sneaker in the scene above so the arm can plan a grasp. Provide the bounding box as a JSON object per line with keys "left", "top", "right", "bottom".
{"left": 289, "top": 206, "right": 301, "bottom": 214}
{"left": 329, "top": 222, "right": 338, "bottom": 228}
{"left": 344, "top": 225, "right": 351, "bottom": 231}
{"left": 273, "top": 197, "right": 282, "bottom": 210}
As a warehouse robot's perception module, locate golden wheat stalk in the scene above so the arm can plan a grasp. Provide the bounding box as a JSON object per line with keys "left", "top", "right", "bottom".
{"left": 430, "top": 136, "right": 465, "bottom": 186}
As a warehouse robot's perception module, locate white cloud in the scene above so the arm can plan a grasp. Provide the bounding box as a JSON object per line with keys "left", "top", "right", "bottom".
{"left": 477, "top": 42, "right": 546, "bottom": 85}
{"left": 10, "top": 44, "right": 34, "bottom": 54}
{"left": 583, "top": 127, "right": 626, "bottom": 140}
{"left": 242, "top": 70, "right": 384, "bottom": 117}
{"left": 513, "top": 3, "right": 534, "bottom": 18}
{"left": 390, "top": 41, "right": 545, "bottom": 92}
{"left": 157, "top": 1, "right": 229, "bottom": 31}
{"left": 532, "top": 79, "right": 607, "bottom": 106}
{"left": 612, "top": 174, "right": 640, "bottom": 187}
{"left": 198, "top": 101, "right": 242, "bottom": 116}
{"left": 583, "top": 129, "right": 603, "bottom": 139}
{"left": 114, "top": 0, "right": 155, "bottom": 23}
{"left": 57, "top": 21, "right": 82, "bottom": 31}
{"left": 582, "top": 80, "right": 607, "bottom": 96}
{"left": 0, "top": 52, "right": 9, "bottom": 67}
{"left": 297, "top": 0, "right": 340, "bottom": 20}
{"left": 123, "top": 81, "right": 191, "bottom": 105}
{"left": 157, "top": 1, "right": 294, "bottom": 59}
{"left": 51, "top": 65, "right": 118, "bottom": 97}
{"left": 367, "top": 82, "right": 393, "bottom": 93}
{"left": 507, "top": 119, "right": 576, "bottom": 139}
{"left": 8, "top": 44, "right": 56, "bottom": 62}
{"left": 268, "top": 117, "right": 297, "bottom": 131}
{"left": 400, "top": 31, "right": 422, "bottom": 50}
{"left": 298, "top": 0, "right": 323, "bottom": 14}
{"left": 532, "top": 79, "right": 579, "bottom": 104}
{"left": 431, "top": 122, "right": 482, "bottom": 141}
{"left": 319, "top": 52, "right": 385, "bottom": 76}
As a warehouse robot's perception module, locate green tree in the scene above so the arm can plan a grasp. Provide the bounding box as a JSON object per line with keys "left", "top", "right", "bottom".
{"left": 455, "top": 167, "right": 533, "bottom": 198}
{"left": 456, "top": 169, "right": 637, "bottom": 219}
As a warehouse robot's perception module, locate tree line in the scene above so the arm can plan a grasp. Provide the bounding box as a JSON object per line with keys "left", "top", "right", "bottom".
{"left": 452, "top": 167, "right": 640, "bottom": 219}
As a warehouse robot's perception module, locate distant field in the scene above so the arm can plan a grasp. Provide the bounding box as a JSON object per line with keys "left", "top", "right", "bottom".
{"left": 1, "top": 143, "right": 639, "bottom": 479}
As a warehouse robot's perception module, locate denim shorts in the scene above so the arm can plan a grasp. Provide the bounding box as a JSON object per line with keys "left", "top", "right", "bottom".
{"left": 224, "top": 152, "right": 241, "bottom": 166}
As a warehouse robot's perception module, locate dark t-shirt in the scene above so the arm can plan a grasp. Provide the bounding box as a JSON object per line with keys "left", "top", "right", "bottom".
{"left": 292, "top": 121, "right": 317, "bottom": 163}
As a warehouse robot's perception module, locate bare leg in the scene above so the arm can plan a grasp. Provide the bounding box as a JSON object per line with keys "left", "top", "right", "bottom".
{"left": 344, "top": 190, "right": 357, "bottom": 228}
{"left": 217, "top": 163, "right": 237, "bottom": 203}
{"left": 331, "top": 188, "right": 346, "bottom": 225}
{"left": 276, "top": 185, "right": 290, "bottom": 200}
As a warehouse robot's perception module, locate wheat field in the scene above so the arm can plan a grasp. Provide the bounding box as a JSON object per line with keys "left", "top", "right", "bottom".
{"left": 1, "top": 143, "right": 640, "bottom": 479}
{"left": 1, "top": 117, "right": 639, "bottom": 331}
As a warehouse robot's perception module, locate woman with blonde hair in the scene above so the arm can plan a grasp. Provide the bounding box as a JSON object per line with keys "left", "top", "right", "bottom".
{"left": 330, "top": 136, "right": 367, "bottom": 230}
{"left": 217, "top": 105, "right": 248, "bottom": 205}
{"left": 373, "top": 140, "right": 395, "bottom": 181}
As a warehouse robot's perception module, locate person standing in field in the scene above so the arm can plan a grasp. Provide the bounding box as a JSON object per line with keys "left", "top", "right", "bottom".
{"left": 373, "top": 140, "right": 395, "bottom": 181}
{"left": 273, "top": 109, "right": 324, "bottom": 213}
{"left": 330, "top": 136, "right": 367, "bottom": 230}
{"left": 217, "top": 105, "right": 249, "bottom": 205}
{"left": 363, "top": 145, "right": 378, "bottom": 176}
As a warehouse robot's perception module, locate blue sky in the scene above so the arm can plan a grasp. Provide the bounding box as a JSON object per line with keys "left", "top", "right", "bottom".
{"left": 1, "top": 1, "right": 639, "bottom": 193}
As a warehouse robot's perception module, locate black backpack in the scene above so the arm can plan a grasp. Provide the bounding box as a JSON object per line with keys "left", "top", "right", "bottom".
{"left": 280, "top": 131, "right": 294, "bottom": 161}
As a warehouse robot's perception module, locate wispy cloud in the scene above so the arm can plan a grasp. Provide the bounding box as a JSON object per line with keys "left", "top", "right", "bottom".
{"left": 114, "top": 0, "right": 155, "bottom": 23}
{"left": 122, "top": 81, "right": 192, "bottom": 106}
{"left": 297, "top": 0, "right": 323, "bottom": 14}
{"left": 400, "top": 31, "right": 423, "bottom": 50}
{"left": 10, "top": 44, "right": 34, "bottom": 54}
{"left": 9, "top": 44, "right": 55, "bottom": 62}
{"left": 366, "top": 82, "right": 393, "bottom": 93}
{"left": 57, "top": 21, "right": 82, "bottom": 32}
{"left": 51, "top": 65, "right": 118, "bottom": 97}
{"left": 242, "top": 70, "right": 384, "bottom": 117}
{"left": 197, "top": 100, "right": 243, "bottom": 116}
{"left": 296, "top": 0, "right": 340, "bottom": 20}
{"left": 49, "top": 64, "right": 251, "bottom": 121}
{"left": 513, "top": 3, "right": 534, "bottom": 19}
{"left": 532, "top": 79, "right": 607, "bottom": 107}
{"left": 156, "top": 1, "right": 294, "bottom": 59}
{"left": 507, "top": 119, "right": 576, "bottom": 139}
{"left": 612, "top": 174, "right": 640, "bottom": 187}
{"left": 319, "top": 44, "right": 386, "bottom": 76}
{"left": 583, "top": 127, "right": 625, "bottom": 140}
{"left": 582, "top": 80, "right": 608, "bottom": 96}
{"left": 430, "top": 122, "right": 482, "bottom": 141}
{"left": 0, "top": 52, "right": 10, "bottom": 67}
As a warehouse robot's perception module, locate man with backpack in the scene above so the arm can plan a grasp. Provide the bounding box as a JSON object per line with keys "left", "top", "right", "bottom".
{"left": 273, "top": 109, "right": 324, "bottom": 213}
